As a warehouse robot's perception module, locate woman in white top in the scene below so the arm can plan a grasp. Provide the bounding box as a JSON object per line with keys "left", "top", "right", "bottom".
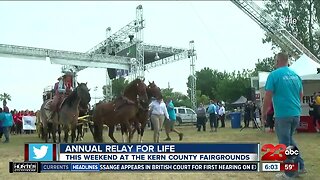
{"left": 149, "top": 96, "right": 169, "bottom": 143}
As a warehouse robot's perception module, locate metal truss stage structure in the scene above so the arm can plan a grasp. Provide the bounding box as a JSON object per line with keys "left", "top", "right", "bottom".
{"left": 2, "top": 1, "right": 319, "bottom": 110}
{"left": 0, "top": 4, "right": 198, "bottom": 109}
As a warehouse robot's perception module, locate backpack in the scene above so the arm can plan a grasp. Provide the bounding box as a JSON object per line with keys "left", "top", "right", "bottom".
{"left": 197, "top": 108, "right": 206, "bottom": 117}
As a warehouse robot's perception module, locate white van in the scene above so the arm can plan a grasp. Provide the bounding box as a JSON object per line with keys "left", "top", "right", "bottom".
{"left": 174, "top": 107, "right": 197, "bottom": 125}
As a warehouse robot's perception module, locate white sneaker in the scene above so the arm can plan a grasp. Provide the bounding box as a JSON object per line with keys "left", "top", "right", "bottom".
{"left": 316, "top": 128, "right": 320, "bottom": 133}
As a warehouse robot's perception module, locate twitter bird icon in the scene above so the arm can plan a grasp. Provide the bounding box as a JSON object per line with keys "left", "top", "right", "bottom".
{"left": 29, "top": 144, "right": 53, "bottom": 161}
{"left": 33, "top": 145, "right": 48, "bottom": 159}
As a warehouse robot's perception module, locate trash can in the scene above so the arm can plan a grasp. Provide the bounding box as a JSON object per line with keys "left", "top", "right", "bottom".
{"left": 230, "top": 112, "right": 241, "bottom": 128}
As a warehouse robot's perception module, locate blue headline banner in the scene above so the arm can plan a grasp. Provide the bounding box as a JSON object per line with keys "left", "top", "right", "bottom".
{"left": 39, "top": 162, "right": 259, "bottom": 172}
{"left": 59, "top": 143, "right": 259, "bottom": 153}
{"left": 41, "top": 163, "right": 100, "bottom": 172}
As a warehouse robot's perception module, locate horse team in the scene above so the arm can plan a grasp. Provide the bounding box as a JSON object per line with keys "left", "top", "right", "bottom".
{"left": 38, "top": 78, "right": 162, "bottom": 144}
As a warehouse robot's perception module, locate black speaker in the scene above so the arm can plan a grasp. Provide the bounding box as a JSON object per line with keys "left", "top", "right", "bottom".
{"left": 246, "top": 87, "right": 256, "bottom": 101}
{"left": 107, "top": 68, "right": 117, "bottom": 79}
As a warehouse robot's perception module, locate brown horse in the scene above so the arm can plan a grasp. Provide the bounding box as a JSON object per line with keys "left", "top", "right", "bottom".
{"left": 121, "top": 81, "right": 162, "bottom": 142}
{"left": 92, "top": 78, "right": 148, "bottom": 143}
{"left": 58, "top": 83, "right": 91, "bottom": 143}
{"left": 40, "top": 82, "right": 91, "bottom": 143}
{"left": 136, "top": 81, "right": 162, "bottom": 142}
{"left": 120, "top": 102, "right": 149, "bottom": 143}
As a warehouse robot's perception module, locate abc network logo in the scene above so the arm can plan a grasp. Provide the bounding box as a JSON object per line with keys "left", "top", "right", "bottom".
{"left": 28, "top": 144, "right": 53, "bottom": 161}
{"left": 261, "top": 144, "right": 299, "bottom": 161}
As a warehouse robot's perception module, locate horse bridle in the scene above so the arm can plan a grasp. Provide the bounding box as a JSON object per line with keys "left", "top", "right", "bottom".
{"left": 135, "top": 94, "right": 150, "bottom": 112}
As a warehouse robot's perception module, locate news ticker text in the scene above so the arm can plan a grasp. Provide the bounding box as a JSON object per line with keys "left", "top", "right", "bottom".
{"left": 10, "top": 162, "right": 300, "bottom": 173}
{"left": 10, "top": 162, "right": 259, "bottom": 173}
{"left": 59, "top": 153, "right": 258, "bottom": 162}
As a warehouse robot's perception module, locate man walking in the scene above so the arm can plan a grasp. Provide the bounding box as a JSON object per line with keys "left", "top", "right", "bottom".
{"left": 0, "top": 106, "right": 13, "bottom": 143}
{"left": 262, "top": 52, "right": 306, "bottom": 179}
{"left": 164, "top": 99, "right": 183, "bottom": 141}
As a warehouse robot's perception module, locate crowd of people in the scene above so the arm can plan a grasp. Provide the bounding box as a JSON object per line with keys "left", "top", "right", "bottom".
{"left": 147, "top": 98, "right": 227, "bottom": 138}
{"left": 195, "top": 100, "right": 226, "bottom": 132}
{"left": 0, "top": 107, "right": 36, "bottom": 143}
{"left": 265, "top": 91, "right": 320, "bottom": 134}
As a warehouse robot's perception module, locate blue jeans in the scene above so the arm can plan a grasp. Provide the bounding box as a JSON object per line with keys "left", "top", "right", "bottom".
{"left": 275, "top": 116, "right": 305, "bottom": 170}
{"left": 2, "top": 126, "right": 10, "bottom": 142}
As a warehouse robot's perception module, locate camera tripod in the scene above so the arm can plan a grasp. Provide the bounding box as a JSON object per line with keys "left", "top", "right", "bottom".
{"left": 240, "top": 117, "right": 262, "bottom": 131}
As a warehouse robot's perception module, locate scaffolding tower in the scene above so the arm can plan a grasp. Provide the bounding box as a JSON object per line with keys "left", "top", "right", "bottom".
{"left": 134, "top": 5, "right": 145, "bottom": 80}
{"left": 189, "top": 40, "right": 197, "bottom": 110}
{"left": 0, "top": 5, "right": 195, "bottom": 105}
{"left": 231, "top": 0, "right": 320, "bottom": 63}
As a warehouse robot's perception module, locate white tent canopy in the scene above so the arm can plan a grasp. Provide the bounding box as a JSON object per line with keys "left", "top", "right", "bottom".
{"left": 300, "top": 73, "right": 320, "bottom": 81}
{"left": 258, "top": 71, "right": 270, "bottom": 88}
{"left": 258, "top": 54, "right": 320, "bottom": 88}
{"left": 289, "top": 54, "right": 320, "bottom": 76}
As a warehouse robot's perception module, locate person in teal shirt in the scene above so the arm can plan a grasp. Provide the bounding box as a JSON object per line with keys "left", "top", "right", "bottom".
{"left": 164, "top": 99, "right": 183, "bottom": 141}
{"left": 207, "top": 100, "right": 217, "bottom": 132}
{"left": 0, "top": 108, "right": 4, "bottom": 139}
{"left": 0, "top": 106, "right": 13, "bottom": 143}
{"left": 262, "top": 52, "right": 305, "bottom": 178}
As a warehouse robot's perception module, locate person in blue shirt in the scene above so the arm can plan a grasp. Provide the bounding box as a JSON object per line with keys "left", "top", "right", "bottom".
{"left": 207, "top": 100, "right": 217, "bottom": 132}
{"left": 262, "top": 52, "right": 306, "bottom": 178}
{"left": 215, "top": 102, "right": 220, "bottom": 125}
{"left": 164, "top": 99, "right": 183, "bottom": 141}
{"left": 0, "top": 108, "right": 3, "bottom": 139}
{"left": 0, "top": 106, "right": 13, "bottom": 143}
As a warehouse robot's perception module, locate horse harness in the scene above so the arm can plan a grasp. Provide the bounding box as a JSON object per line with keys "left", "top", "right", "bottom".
{"left": 113, "top": 95, "right": 145, "bottom": 112}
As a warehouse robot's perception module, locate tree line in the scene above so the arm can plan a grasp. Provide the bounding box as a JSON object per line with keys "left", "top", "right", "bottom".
{"left": 102, "top": 63, "right": 271, "bottom": 108}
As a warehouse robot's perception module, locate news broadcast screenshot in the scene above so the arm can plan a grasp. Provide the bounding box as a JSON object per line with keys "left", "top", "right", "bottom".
{"left": 0, "top": 0, "right": 318, "bottom": 180}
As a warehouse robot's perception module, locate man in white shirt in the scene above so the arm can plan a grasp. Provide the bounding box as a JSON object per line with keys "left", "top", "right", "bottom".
{"left": 149, "top": 96, "right": 169, "bottom": 143}
{"left": 218, "top": 102, "right": 226, "bottom": 128}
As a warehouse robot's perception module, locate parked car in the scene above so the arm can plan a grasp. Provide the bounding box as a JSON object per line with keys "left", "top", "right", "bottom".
{"left": 174, "top": 107, "right": 197, "bottom": 126}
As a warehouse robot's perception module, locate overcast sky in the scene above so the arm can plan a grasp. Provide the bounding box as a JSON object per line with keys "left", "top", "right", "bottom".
{"left": 0, "top": 1, "right": 274, "bottom": 111}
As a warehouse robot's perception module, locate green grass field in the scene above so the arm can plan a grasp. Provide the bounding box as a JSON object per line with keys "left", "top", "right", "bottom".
{"left": 0, "top": 123, "right": 318, "bottom": 180}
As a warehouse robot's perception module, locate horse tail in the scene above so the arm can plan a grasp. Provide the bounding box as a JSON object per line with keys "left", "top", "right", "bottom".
{"left": 93, "top": 110, "right": 103, "bottom": 143}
